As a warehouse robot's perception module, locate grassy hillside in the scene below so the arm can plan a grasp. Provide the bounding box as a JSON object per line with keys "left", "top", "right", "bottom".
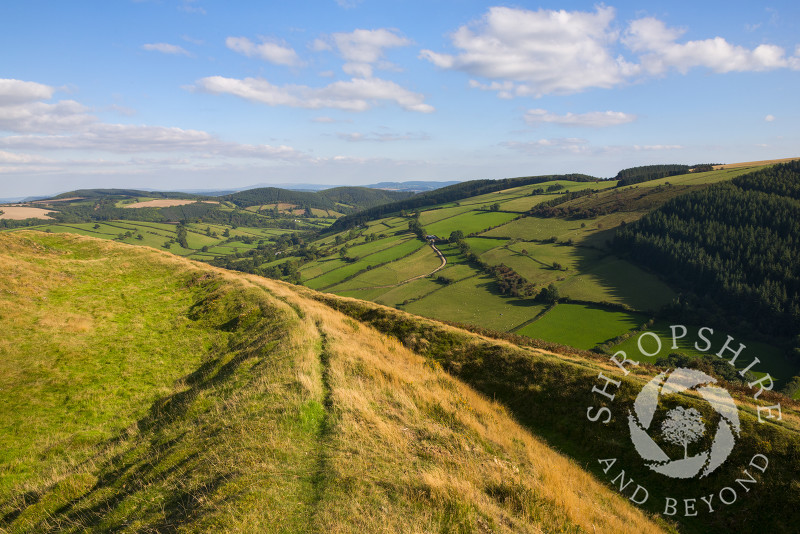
{"left": 614, "top": 161, "right": 800, "bottom": 391}
{"left": 0, "top": 232, "right": 669, "bottom": 533}
{"left": 5, "top": 163, "right": 794, "bottom": 381}
{"left": 223, "top": 186, "right": 412, "bottom": 213}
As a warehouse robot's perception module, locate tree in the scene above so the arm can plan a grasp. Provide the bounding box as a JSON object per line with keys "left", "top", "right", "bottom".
{"left": 661, "top": 406, "right": 705, "bottom": 459}
{"left": 176, "top": 224, "right": 189, "bottom": 248}
{"left": 93, "top": 223, "right": 101, "bottom": 230}
{"left": 449, "top": 230, "right": 464, "bottom": 242}
{"left": 537, "top": 283, "right": 560, "bottom": 304}
{"left": 222, "top": 228, "right": 230, "bottom": 238}
{"left": 490, "top": 203, "right": 500, "bottom": 212}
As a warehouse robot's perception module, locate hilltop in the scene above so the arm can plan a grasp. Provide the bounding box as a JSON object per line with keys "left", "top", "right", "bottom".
{"left": 0, "top": 231, "right": 667, "bottom": 533}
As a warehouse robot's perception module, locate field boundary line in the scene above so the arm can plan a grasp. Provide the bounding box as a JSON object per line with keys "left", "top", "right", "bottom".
{"left": 509, "top": 302, "right": 557, "bottom": 333}
{"left": 331, "top": 242, "right": 446, "bottom": 292}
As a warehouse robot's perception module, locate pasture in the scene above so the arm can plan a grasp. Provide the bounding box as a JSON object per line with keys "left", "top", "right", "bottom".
{"left": 517, "top": 303, "right": 646, "bottom": 350}
{"left": 404, "top": 274, "right": 546, "bottom": 332}
{"left": 610, "top": 320, "right": 794, "bottom": 387}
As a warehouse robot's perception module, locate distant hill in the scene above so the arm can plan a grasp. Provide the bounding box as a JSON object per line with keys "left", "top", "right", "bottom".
{"left": 365, "top": 180, "right": 461, "bottom": 192}
{"left": 328, "top": 173, "right": 599, "bottom": 232}
{"left": 52, "top": 188, "right": 209, "bottom": 200}
{"left": 223, "top": 186, "right": 413, "bottom": 214}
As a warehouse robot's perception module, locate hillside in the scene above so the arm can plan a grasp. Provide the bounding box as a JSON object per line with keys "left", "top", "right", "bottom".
{"left": 260, "top": 165, "right": 797, "bottom": 384}
{"left": 223, "top": 186, "right": 412, "bottom": 213}
{"left": 615, "top": 161, "right": 800, "bottom": 360}
{"left": 6, "top": 162, "right": 798, "bottom": 396}
{"left": 0, "top": 232, "right": 669, "bottom": 533}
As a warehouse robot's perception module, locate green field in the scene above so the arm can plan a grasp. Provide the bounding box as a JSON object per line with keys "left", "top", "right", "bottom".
{"left": 304, "top": 238, "right": 425, "bottom": 290}
{"left": 404, "top": 274, "right": 547, "bottom": 332}
{"left": 328, "top": 244, "right": 442, "bottom": 290}
{"left": 558, "top": 256, "right": 676, "bottom": 311}
{"left": 517, "top": 303, "right": 647, "bottom": 350}
{"left": 610, "top": 320, "right": 793, "bottom": 385}
{"left": 424, "top": 210, "right": 518, "bottom": 237}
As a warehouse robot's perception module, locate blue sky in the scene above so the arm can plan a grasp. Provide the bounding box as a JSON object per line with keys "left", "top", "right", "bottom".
{"left": 1, "top": 1, "right": 798, "bottom": 197}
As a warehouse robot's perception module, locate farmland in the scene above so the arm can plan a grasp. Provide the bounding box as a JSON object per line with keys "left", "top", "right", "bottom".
{"left": 4, "top": 164, "right": 796, "bottom": 389}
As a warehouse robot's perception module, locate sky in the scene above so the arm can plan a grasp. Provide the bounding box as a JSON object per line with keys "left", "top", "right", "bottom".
{"left": 1, "top": 1, "right": 798, "bottom": 197}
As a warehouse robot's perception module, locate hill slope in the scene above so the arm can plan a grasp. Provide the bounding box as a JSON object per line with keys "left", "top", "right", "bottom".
{"left": 0, "top": 232, "right": 666, "bottom": 533}
{"left": 223, "top": 186, "right": 412, "bottom": 213}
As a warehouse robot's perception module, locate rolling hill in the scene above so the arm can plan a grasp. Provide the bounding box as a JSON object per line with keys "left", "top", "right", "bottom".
{"left": 2, "top": 232, "right": 800, "bottom": 533}
{"left": 5, "top": 161, "right": 798, "bottom": 398}
{"left": 0, "top": 231, "right": 667, "bottom": 533}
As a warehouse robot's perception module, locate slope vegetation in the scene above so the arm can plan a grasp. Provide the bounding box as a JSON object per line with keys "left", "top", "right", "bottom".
{"left": 0, "top": 232, "right": 666, "bottom": 533}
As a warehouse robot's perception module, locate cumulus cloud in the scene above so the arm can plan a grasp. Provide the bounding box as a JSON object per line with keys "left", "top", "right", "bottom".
{"left": 0, "top": 78, "right": 305, "bottom": 162}
{"left": 420, "top": 6, "right": 637, "bottom": 97}
{"left": 0, "top": 79, "right": 55, "bottom": 106}
{"left": 315, "top": 28, "right": 411, "bottom": 77}
{"left": 524, "top": 109, "right": 636, "bottom": 127}
{"left": 226, "top": 37, "right": 302, "bottom": 66}
{"left": 765, "top": 114, "right": 776, "bottom": 122}
{"left": 624, "top": 18, "right": 798, "bottom": 74}
{"left": 422, "top": 7, "right": 800, "bottom": 98}
{"left": 142, "top": 43, "right": 191, "bottom": 56}
{"left": 192, "top": 75, "right": 433, "bottom": 113}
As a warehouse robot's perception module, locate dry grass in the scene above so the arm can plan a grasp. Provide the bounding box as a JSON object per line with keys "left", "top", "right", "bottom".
{"left": 0, "top": 231, "right": 668, "bottom": 533}
{"left": 250, "top": 276, "right": 668, "bottom": 533}
{"left": 713, "top": 157, "right": 800, "bottom": 169}
{"left": 0, "top": 206, "right": 55, "bottom": 219}
{"left": 122, "top": 199, "right": 219, "bottom": 208}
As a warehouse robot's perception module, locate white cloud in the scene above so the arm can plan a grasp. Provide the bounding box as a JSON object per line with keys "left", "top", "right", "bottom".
{"left": 180, "top": 0, "right": 205, "bottom": 15}
{"left": 0, "top": 124, "right": 302, "bottom": 160}
{"left": 422, "top": 7, "right": 800, "bottom": 98}
{"left": 0, "top": 99, "right": 94, "bottom": 133}
{"left": 0, "top": 79, "right": 305, "bottom": 162}
{"left": 632, "top": 144, "right": 683, "bottom": 151}
{"left": 0, "top": 149, "right": 49, "bottom": 164}
{"left": 624, "top": 18, "right": 797, "bottom": 74}
{"left": 337, "top": 131, "right": 429, "bottom": 142}
{"left": 142, "top": 43, "right": 191, "bottom": 56}
{"left": 192, "top": 75, "right": 433, "bottom": 113}
{"left": 226, "top": 37, "right": 302, "bottom": 66}
{"left": 420, "top": 6, "right": 638, "bottom": 97}
{"left": 765, "top": 114, "right": 776, "bottom": 122}
{"left": 503, "top": 138, "right": 591, "bottom": 154}
{"left": 332, "top": 28, "right": 410, "bottom": 63}
{"left": 524, "top": 109, "right": 636, "bottom": 127}
{"left": 315, "top": 28, "right": 411, "bottom": 77}
{"left": 0, "top": 79, "right": 55, "bottom": 106}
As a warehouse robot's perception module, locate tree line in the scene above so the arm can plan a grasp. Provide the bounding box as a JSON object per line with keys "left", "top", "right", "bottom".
{"left": 328, "top": 174, "right": 599, "bottom": 232}
{"left": 614, "top": 162, "right": 800, "bottom": 342}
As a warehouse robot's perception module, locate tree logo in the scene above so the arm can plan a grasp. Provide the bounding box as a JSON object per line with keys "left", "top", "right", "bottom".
{"left": 628, "top": 367, "right": 741, "bottom": 479}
